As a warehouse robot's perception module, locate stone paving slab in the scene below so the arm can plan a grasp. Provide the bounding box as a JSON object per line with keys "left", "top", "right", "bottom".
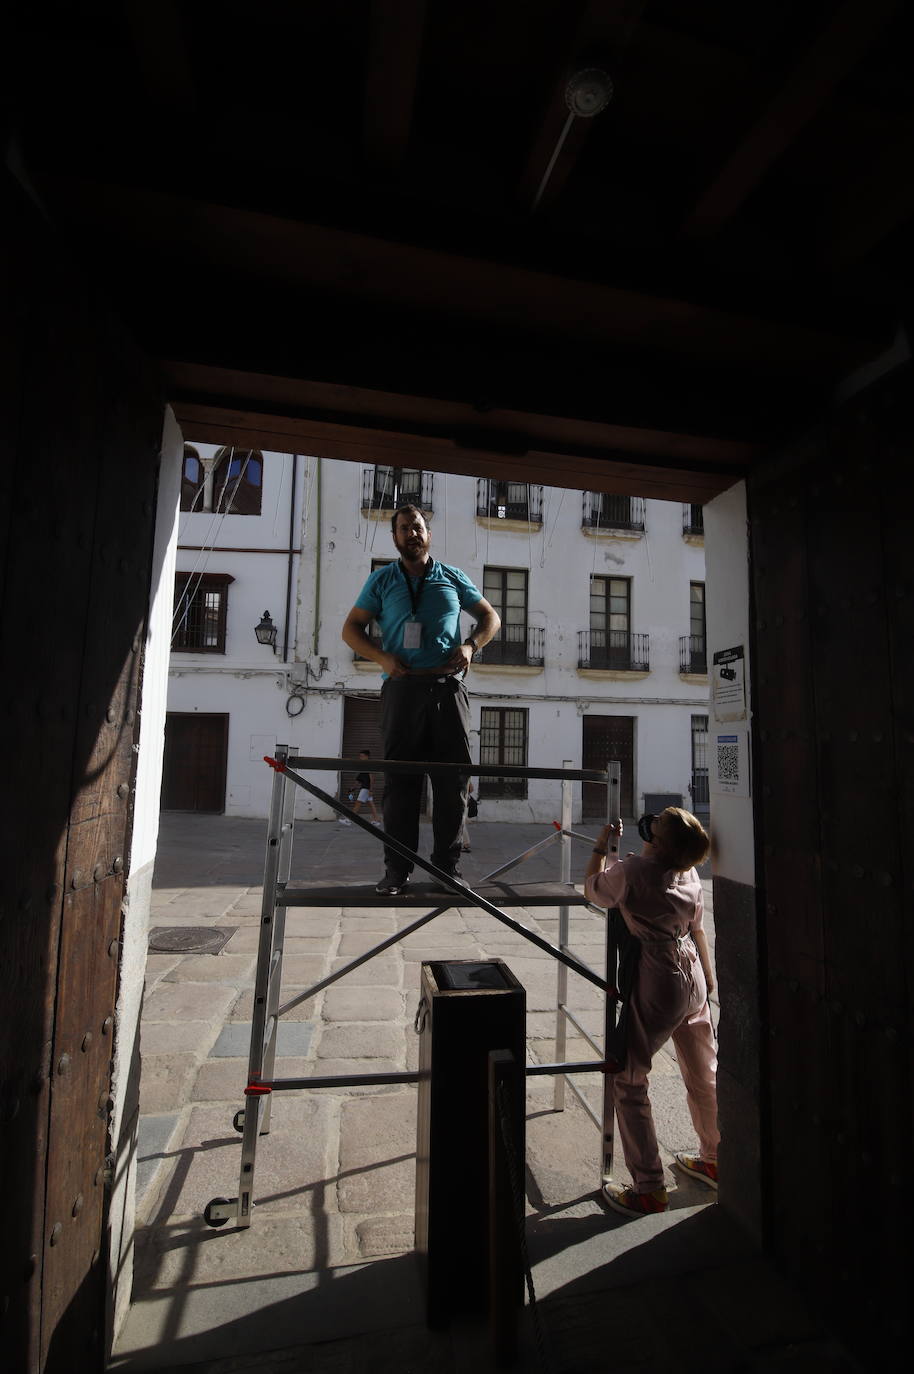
{"left": 211, "top": 1023, "right": 314, "bottom": 1057}
{"left": 192, "top": 1057, "right": 314, "bottom": 1101}
{"left": 170, "top": 1100, "right": 335, "bottom": 1217}
{"left": 136, "top": 1113, "right": 182, "bottom": 1207}
{"left": 142, "top": 1022, "right": 221, "bottom": 1056}
{"left": 329, "top": 956, "right": 401, "bottom": 986}
{"left": 321, "top": 987, "right": 403, "bottom": 1022}
{"left": 163, "top": 954, "right": 258, "bottom": 984}
{"left": 337, "top": 1094, "right": 417, "bottom": 1214}
{"left": 134, "top": 1212, "right": 349, "bottom": 1289}
{"left": 229, "top": 989, "right": 318, "bottom": 1022}
{"left": 277, "top": 954, "right": 331, "bottom": 983}
{"left": 140, "top": 1053, "right": 202, "bottom": 1114}
{"left": 144, "top": 983, "right": 239, "bottom": 1022}
{"left": 308, "top": 1060, "right": 403, "bottom": 1094}
{"left": 316, "top": 1024, "right": 404, "bottom": 1061}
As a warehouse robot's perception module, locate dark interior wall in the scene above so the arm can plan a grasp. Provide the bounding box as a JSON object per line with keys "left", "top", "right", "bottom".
{"left": 748, "top": 361, "right": 913, "bottom": 1367}
{"left": 0, "top": 174, "right": 164, "bottom": 1372}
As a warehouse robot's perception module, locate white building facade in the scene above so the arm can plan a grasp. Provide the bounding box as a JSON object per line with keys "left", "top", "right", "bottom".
{"left": 166, "top": 449, "right": 710, "bottom": 825}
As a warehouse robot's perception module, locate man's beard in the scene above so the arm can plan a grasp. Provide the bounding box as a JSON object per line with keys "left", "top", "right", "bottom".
{"left": 396, "top": 534, "right": 430, "bottom": 561}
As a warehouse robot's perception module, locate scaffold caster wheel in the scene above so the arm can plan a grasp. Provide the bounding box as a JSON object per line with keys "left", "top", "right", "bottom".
{"left": 233, "top": 1110, "right": 245, "bottom": 1133}
{"left": 203, "top": 1198, "right": 233, "bottom": 1228}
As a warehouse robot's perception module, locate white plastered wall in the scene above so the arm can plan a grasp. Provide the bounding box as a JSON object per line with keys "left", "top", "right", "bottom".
{"left": 108, "top": 406, "right": 183, "bottom": 1341}
{"left": 703, "top": 480, "right": 755, "bottom": 884}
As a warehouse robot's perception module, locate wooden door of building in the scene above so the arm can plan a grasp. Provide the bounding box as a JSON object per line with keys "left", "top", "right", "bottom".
{"left": 161, "top": 714, "right": 228, "bottom": 812}
{"left": 582, "top": 716, "right": 634, "bottom": 818}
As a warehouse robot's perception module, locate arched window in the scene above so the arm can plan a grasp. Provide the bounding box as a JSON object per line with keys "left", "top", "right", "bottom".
{"left": 180, "top": 445, "right": 206, "bottom": 512}
{"left": 213, "top": 448, "right": 263, "bottom": 515}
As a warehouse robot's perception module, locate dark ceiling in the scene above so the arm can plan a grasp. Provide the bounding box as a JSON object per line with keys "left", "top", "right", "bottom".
{"left": 10, "top": 0, "right": 914, "bottom": 500}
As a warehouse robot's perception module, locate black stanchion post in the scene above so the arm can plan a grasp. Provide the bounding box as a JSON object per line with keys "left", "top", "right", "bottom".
{"left": 415, "top": 960, "right": 525, "bottom": 1328}
{"left": 489, "top": 1049, "right": 523, "bottom": 1366}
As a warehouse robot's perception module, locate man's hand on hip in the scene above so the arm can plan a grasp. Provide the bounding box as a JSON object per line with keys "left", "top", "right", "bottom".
{"left": 444, "top": 643, "right": 474, "bottom": 674}
{"left": 381, "top": 652, "right": 411, "bottom": 678}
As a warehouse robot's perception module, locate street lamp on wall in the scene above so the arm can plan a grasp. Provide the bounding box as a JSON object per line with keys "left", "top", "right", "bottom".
{"left": 254, "top": 611, "right": 278, "bottom": 649}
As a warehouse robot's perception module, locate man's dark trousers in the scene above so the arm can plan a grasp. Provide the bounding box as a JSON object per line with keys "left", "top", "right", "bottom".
{"left": 380, "top": 675, "right": 472, "bottom": 879}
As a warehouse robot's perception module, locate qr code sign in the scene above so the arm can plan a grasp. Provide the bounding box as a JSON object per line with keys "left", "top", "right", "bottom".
{"left": 717, "top": 743, "right": 739, "bottom": 783}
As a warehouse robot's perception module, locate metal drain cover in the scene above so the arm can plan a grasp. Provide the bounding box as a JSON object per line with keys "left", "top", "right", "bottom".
{"left": 148, "top": 927, "right": 236, "bottom": 954}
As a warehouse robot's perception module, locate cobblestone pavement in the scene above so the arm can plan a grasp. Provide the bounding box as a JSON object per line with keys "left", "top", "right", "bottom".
{"left": 111, "top": 815, "right": 855, "bottom": 1373}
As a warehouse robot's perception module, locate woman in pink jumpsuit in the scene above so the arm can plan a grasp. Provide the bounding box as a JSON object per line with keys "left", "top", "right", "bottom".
{"left": 584, "top": 807, "right": 719, "bottom": 1216}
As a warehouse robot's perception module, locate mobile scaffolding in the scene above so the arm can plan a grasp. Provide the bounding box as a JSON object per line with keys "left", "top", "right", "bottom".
{"left": 204, "top": 747, "right": 622, "bottom": 1229}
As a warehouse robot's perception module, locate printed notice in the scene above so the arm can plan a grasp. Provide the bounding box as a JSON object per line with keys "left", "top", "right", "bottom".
{"left": 712, "top": 645, "right": 746, "bottom": 722}
{"left": 714, "top": 730, "right": 750, "bottom": 797}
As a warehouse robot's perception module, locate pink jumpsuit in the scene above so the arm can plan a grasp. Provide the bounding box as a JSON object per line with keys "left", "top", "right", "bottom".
{"left": 585, "top": 854, "right": 719, "bottom": 1193}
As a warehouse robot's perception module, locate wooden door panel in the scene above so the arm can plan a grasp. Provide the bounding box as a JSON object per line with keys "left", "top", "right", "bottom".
{"left": 582, "top": 715, "right": 633, "bottom": 817}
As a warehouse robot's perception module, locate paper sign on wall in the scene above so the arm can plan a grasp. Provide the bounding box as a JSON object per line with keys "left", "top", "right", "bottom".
{"left": 714, "top": 729, "right": 750, "bottom": 797}
{"left": 712, "top": 645, "right": 746, "bottom": 722}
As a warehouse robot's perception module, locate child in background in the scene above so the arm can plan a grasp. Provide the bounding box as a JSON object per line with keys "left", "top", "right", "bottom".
{"left": 585, "top": 806, "right": 718, "bottom": 1216}
{"left": 351, "top": 749, "right": 381, "bottom": 824}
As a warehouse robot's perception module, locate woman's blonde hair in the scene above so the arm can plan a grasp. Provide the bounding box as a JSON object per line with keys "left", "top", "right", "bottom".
{"left": 657, "top": 807, "right": 710, "bottom": 873}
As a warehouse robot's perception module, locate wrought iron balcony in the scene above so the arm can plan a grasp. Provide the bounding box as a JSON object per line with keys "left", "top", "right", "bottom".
{"left": 476, "top": 479, "right": 543, "bottom": 523}
{"left": 582, "top": 493, "right": 645, "bottom": 531}
{"left": 578, "top": 630, "right": 650, "bottom": 671}
{"left": 476, "top": 624, "right": 544, "bottom": 667}
{"left": 362, "top": 467, "right": 434, "bottom": 513}
{"left": 683, "top": 503, "right": 704, "bottom": 536}
{"left": 679, "top": 635, "right": 707, "bottom": 674}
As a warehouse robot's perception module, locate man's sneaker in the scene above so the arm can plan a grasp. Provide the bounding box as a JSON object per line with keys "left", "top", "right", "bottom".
{"left": 375, "top": 874, "right": 409, "bottom": 896}
{"left": 602, "top": 1183, "right": 668, "bottom": 1217}
{"left": 338, "top": 818, "right": 352, "bottom": 825}
{"left": 436, "top": 865, "right": 465, "bottom": 885}
{"left": 673, "top": 1153, "right": 718, "bottom": 1190}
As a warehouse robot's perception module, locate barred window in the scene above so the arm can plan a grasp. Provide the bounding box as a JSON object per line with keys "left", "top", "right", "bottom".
{"left": 479, "top": 707, "right": 528, "bottom": 800}
{"left": 173, "top": 573, "right": 234, "bottom": 652}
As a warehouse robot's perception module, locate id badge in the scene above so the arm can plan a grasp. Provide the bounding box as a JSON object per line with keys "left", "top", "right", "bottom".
{"left": 402, "top": 620, "right": 422, "bottom": 650}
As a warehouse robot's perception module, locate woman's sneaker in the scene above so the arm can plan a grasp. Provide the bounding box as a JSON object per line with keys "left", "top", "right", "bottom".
{"left": 602, "top": 1183, "right": 668, "bottom": 1216}
{"left": 673, "top": 1152, "right": 718, "bottom": 1190}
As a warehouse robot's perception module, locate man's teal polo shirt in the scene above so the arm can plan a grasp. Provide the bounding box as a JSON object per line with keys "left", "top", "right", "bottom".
{"left": 355, "top": 559, "right": 482, "bottom": 673}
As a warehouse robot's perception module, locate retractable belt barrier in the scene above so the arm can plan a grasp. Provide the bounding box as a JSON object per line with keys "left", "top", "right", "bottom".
{"left": 203, "top": 748, "right": 623, "bottom": 1230}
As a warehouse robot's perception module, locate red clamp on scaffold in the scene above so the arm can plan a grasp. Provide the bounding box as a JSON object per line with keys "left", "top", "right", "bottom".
{"left": 264, "top": 755, "right": 286, "bottom": 773}
{"left": 244, "top": 1082, "right": 273, "bottom": 1097}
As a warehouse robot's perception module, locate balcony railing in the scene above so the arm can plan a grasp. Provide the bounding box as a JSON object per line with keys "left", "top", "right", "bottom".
{"left": 679, "top": 635, "right": 707, "bottom": 674}
{"left": 582, "top": 493, "right": 645, "bottom": 531}
{"left": 476, "top": 479, "right": 543, "bottom": 523}
{"left": 683, "top": 503, "right": 704, "bottom": 535}
{"left": 362, "top": 468, "right": 434, "bottom": 512}
{"left": 476, "top": 624, "right": 544, "bottom": 667}
{"left": 578, "top": 630, "right": 650, "bottom": 671}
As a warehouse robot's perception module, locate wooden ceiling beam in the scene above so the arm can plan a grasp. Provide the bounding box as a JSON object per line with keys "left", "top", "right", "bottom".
{"left": 122, "top": 0, "right": 196, "bottom": 111}
{"left": 517, "top": 1, "right": 647, "bottom": 212}
{"left": 819, "top": 109, "right": 914, "bottom": 267}
{"left": 171, "top": 398, "right": 746, "bottom": 505}
{"left": 683, "top": 0, "right": 901, "bottom": 239}
{"left": 363, "top": 0, "right": 426, "bottom": 174}
{"left": 43, "top": 177, "right": 883, "bottom": 378}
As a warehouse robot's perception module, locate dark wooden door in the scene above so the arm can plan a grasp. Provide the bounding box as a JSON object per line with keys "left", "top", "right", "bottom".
{"left": 1, "top": 175, "right": 164, "bottom": 1371}
{"left": 161, "top": 714, "right": 228, "bottom": 812}
{"left": 582, "top": 715, "right": 634, "bottom": 818}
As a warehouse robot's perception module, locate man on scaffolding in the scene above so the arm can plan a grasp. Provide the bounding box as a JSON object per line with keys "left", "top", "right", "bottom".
{"left": 342, "top": 504, "right": 500, "bottom": 895}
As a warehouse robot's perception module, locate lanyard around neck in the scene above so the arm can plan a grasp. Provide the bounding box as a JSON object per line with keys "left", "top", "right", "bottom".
{"left": 399, "top": 559, "right": 431, "bottom": 617}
